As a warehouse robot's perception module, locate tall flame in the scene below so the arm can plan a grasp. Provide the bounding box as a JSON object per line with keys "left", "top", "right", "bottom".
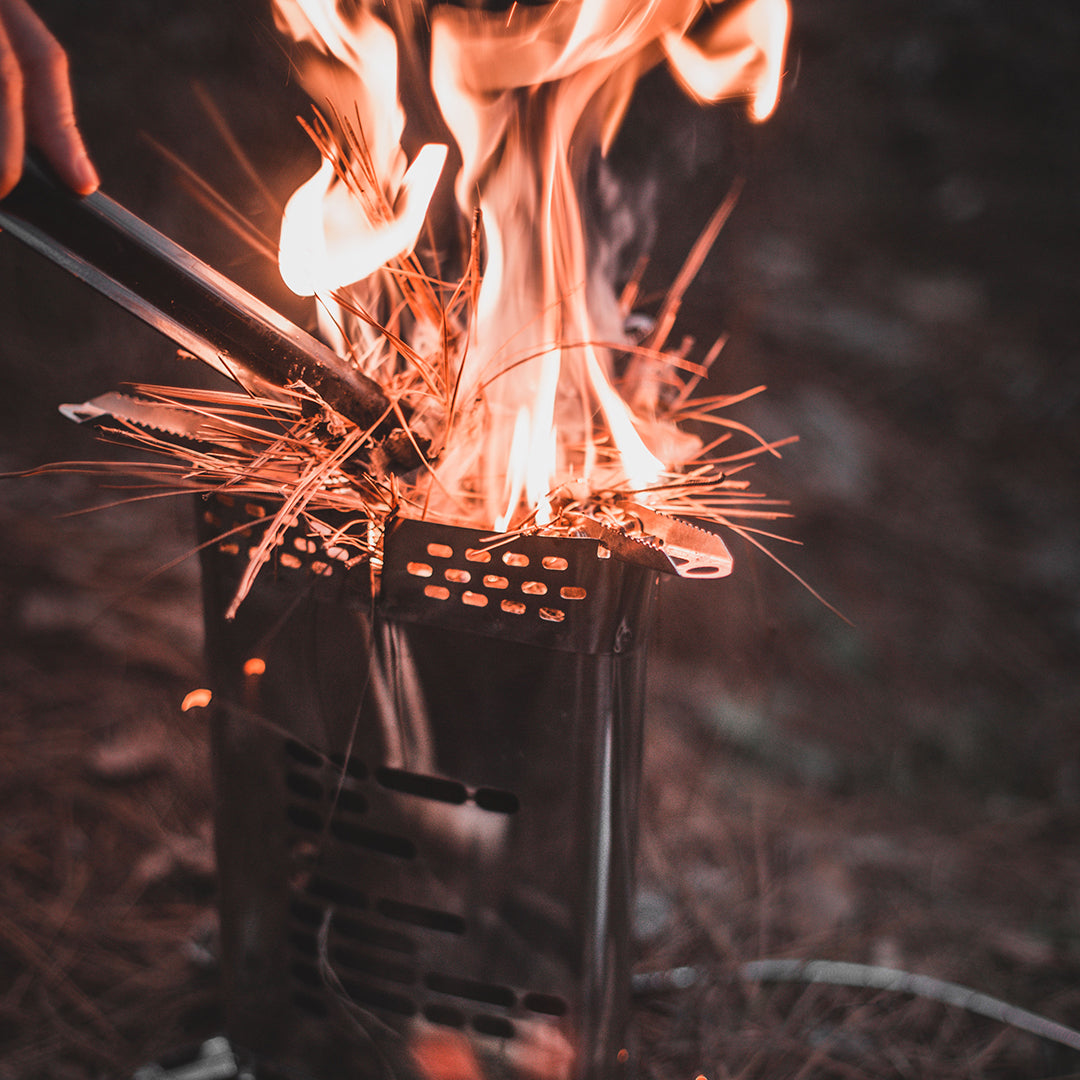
{"left": 274, "top": 0, "right": 790, "bottom": 530}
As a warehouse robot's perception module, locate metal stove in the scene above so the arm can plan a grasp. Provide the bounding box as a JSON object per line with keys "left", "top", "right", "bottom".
{"left": 200, "top": 498, "right": 659, "bottom": 1080}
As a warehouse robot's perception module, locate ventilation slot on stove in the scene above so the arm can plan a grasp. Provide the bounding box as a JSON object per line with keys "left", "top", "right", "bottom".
{"left": 375, "top": 767, "right": 467, "bottom": 805}
{"left": 284, "top": 739, "right": 323, "bottom": 769}
{"left": 376, "top": 899, "right": 466, "bottom": 935}
{"left": 328, "top": 753, "right": 369, "bottom": 780}
{"left": 332, "top": 913, "right": 416, "bottom": 955}
{"left": 423, "top": 1003, "right": 467, "bottom": 1029}
{"left": 331, "top": 945, "right": 417, "bottom": 987}
{"left": 523, "top": 992, "right": 569, "bottom": 1017}
{"left": 333, "top": 788, "right": 368, "bottom": 815}
{"left": 472, "top": 1015, "right": 516, "bottom": 1040}
{"left": 306, "top": 876, "right": 368, "bottom": 910}
{"left": 424, "top": 973, "right": 516, "bottom": 1009}
{"left": 338, "top": 980, "right": 417, "bottom": 1018}
{"left": 474, "top": 788, "right": 519, "bottom": 814}
{"left": 329, "top": 821, "right": 417, "bottom": 859}
{"left": 285, "top": 771, "right": 324, "bottom": 801}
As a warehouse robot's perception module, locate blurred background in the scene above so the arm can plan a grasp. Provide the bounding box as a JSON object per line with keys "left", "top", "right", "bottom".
{"left": 1, "top": 0, "right": 1078, "bottom": 1076}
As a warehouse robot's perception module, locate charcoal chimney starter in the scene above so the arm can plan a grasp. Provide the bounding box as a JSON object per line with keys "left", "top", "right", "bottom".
{"left": 200, "top": 498, "right": 660, "bottom": 1080}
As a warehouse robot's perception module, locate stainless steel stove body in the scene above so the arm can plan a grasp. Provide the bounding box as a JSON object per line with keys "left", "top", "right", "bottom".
{"left": 200, "top": 500, "right": 659, "bottom": 1080}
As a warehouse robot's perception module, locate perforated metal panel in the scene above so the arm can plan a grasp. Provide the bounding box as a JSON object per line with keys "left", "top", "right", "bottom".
{"left": 200, "top": 499, "right": 658, "bottom": 1080}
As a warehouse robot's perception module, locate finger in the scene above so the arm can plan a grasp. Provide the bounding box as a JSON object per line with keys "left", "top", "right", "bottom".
{"left": 0, "top": 12, "right": 26, "bottom": 198}
{"left": 2, "top": 0, "right": 97, "bottom": 194}
{"left": 23, "top": 35, "right": 99, "bottom": 194}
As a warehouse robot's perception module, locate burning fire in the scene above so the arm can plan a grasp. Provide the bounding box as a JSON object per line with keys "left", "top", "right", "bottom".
{"left": 48, "top": 0, "right": 799, "bottom": 615}
{"left": 273, "top": 0, "right": 790, "bottom": 532}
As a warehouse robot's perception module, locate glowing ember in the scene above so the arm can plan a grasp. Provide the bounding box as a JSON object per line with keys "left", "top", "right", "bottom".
{"left": 181, "top": 688, "right": 213, "bottom": 711}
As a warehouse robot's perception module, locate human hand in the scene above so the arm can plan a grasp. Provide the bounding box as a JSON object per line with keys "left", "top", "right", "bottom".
{"left": 0, "top": 0, "right": 97, "bottom": 198}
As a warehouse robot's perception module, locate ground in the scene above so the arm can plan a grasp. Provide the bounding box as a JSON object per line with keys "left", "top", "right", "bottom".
{"left": 1, "top": 1, "right": 1078, "bottom": 1077}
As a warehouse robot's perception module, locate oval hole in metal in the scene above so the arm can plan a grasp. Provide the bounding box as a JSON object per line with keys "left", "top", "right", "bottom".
{"left": 378, "top": 898, "right": 467, "bottom": 935}
{"left": 334, "top": 788, "right": 368, "bottom": 815}
{"left": 331, "top": 944, "right": 417, "bottom": 986}
{"left": 281, "top": 733, "right": 318, "bottom": 767}
{"left": 425, "top": 972, "right": 515, "bottom": 1008}
{"left": 375, "top": 766, "right": 468, "bottom": 805}
{"left": 472, "top": 1015, "right": 516, "bottom": 1039}
{"left": 684, "top": 563, "right": 726, "bottom": 577}
{"left": 334, "top": 913, "right": 416, "bottom": 955}
{"left": 307, "top": 876, "right": 369, "bottom": 910}
{"left": 473, "top": 788, "right": 520, "bottom": 814}
{"left": 523, "top": 992, "right": 569, "bottom": 1017}
{"left": 330, "top": 820, "right": 417, "bottom": 859}
{"left": 285, "top": 771, "right": 323, "bottom": 801}
{"left": 328, "top": 752, "right": 368, "bottom": 780}
{"left": 424, "top": 1003, "right": 467, "bottom": 1028}
{"left": 340, "top": 978, "right": 418, "bottom": 1017}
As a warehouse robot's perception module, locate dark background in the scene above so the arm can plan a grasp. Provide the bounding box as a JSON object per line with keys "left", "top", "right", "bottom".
{"left": 2, "top": 1, "right": 1078, "bottom": 1076}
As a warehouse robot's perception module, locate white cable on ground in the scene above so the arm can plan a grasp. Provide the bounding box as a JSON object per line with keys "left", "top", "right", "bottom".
{"left": 742, "top": 959, "right": 1080, "bottom": 1054}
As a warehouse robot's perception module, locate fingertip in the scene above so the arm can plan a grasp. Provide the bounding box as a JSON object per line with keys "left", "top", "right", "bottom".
{"left": 71, "top": 152, "right": 99, "bottom": 196}
{"left": 37, "top": 133, "right": 99, "bottom": 196}
{"left": 0, "top": 147, "right": 23, "bottom": 200}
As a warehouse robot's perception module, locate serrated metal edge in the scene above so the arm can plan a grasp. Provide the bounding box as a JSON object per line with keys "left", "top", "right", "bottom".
{"left": 59, "top": 392, "right": 250, "bottom": 447}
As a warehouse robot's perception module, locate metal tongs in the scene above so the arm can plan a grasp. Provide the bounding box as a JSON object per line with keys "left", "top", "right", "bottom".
{"left": 575, "top": 500, "right": 733, "bottom": 579}
{"left": 1, "top": 157, "right": 732, "bottom": 578}
{"left": 0, "top": 154, "right": 397, "bottom": 438}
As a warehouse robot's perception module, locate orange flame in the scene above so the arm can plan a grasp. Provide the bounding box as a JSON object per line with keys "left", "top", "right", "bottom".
{"left": 273, "top": 0, "right": 790, "bottom": 531}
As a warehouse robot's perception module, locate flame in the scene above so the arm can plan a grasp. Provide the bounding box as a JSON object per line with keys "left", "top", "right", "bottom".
{"left": 278, "top": 144, "right": 447, "bottom": 297}
{"left": 274, "top": 0, "right": 791, "bottom": 531}
{"left": 662, "top": 0, "right": 790, "bottom": 121}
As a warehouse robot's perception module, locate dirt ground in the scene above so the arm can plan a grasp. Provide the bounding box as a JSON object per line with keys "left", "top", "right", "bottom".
{"left": 2, "top": 1, "right": 1079, "bottom": 1077}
